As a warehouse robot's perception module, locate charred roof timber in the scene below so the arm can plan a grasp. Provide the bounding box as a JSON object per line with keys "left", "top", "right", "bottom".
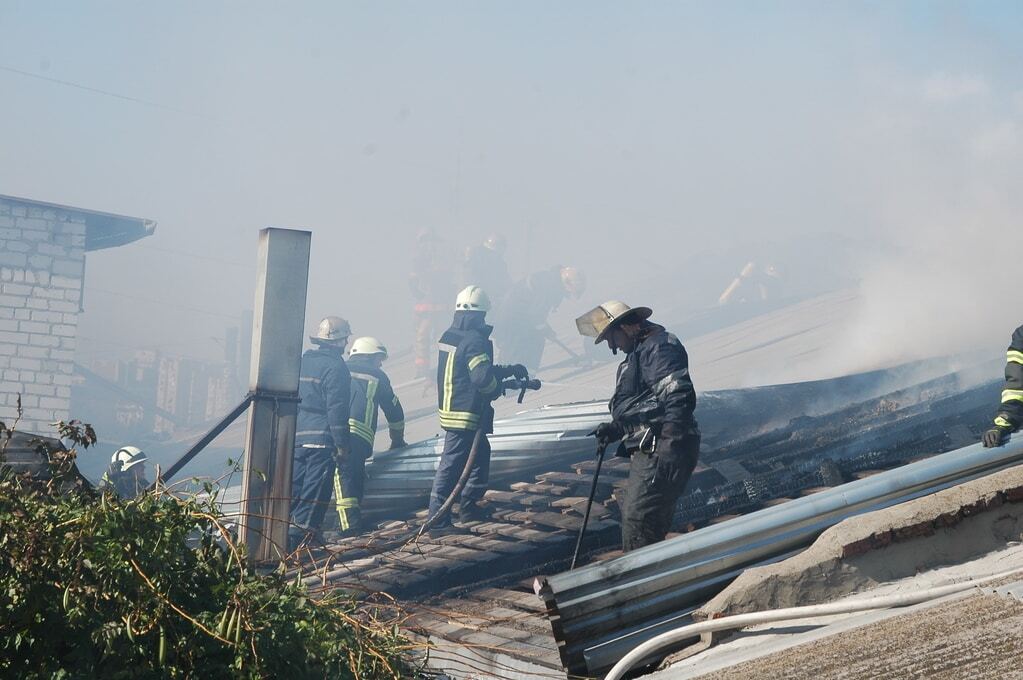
{"left": 0, "top": 193, "right": 156, "bottom": 251}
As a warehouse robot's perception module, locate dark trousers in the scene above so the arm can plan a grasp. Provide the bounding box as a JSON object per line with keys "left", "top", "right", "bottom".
{"left": 333, "top": 438, "right": 371, "bottom": 531}
{"left": 620, "top": 431, "right": 700, "bottom": 552}
{"left": 290, "top": 445, "right": 336, "bottom": 533}
{"left": 427, "top": 429, "right": 492, "bottom": 528}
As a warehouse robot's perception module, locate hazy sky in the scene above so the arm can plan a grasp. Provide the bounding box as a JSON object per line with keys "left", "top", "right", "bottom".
{"left": 1, "top": 2, "right": 1021, "bottom": 370}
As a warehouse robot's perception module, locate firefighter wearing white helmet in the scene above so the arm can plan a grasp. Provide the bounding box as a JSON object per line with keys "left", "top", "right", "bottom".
{"left": 462, "top": 233, "right": 512, "bottom": 307}
{"left": 576, "top": 300, "right": 700, "bottom": 554}
{"left": 425, "top": 286, "right": 530, "bottom": 537}
{"left": 335, "top": 336, "right": 407, "bottom": 536}
{"left": 455, "top": 285, "right": 491, "bottom": 312}
{"left": 98, "top": 445, "right": 150, "bottom": 498}
{"left": 290, "top": 315, "right": 353, "bottom": 550}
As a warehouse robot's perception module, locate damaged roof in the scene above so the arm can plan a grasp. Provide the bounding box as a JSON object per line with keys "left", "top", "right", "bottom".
{"left": 0, "top": 193, "right": 156, "bottom": 251}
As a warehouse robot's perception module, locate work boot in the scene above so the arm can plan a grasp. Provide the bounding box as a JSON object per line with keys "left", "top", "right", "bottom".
{"left": 427, "top": 524, "right": 467, "bottom": 539}
{"left": 287, "top": 528, "right": 322, "bottom": 552}
{"left": 458, "top": 500, "right": 490, "bottom": 524}
{"left": 322, "top": 519, "right": 364, "bottom": 543}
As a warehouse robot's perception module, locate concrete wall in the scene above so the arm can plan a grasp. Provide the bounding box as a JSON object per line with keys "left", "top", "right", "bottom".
{"left": 0, "top": 197, "right": 86, "bottom": 434}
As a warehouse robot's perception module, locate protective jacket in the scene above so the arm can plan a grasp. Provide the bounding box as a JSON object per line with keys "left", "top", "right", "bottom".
{"left": 347, "top": 354, "right": 405, "bottom": 447}
{"left": 98, "top": 466, "right": 148, "bottom": 498}
{"left": 295, "top": 346, "right": 351, "bottom": 451}
{"left": 609, "top": 323, "right": 698, "bottom": 446}
{"left": 462, "top": 244, "right": 511, "bottom": 303}
{"left": 437, "top": 311, "right": 504, "bottom": 433}
{"left": 995, "top": 325, "right": 1023, "bottom": 431}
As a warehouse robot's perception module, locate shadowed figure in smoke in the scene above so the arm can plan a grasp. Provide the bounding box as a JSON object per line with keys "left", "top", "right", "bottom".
{"left": 493, "top": 265, "right": 586, "bottom": 372}
{"left": 578, "top": 301, "right": 701, "bottom": 552}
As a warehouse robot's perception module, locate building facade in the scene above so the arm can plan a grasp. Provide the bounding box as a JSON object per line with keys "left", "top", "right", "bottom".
{"left": 0, "top": 195, "right": 154, "bottom": 435}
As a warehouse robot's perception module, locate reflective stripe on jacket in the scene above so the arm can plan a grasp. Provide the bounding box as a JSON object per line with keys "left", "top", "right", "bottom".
{"left": 436, "top": 315, "right": 502, "bottom": 433}
{"left": 995, "top": 325, "right": 1023, "bottom": 430}
{"left": 346, "top": 355, "right": 405, "bottom": 446}
{"left": 295, "top": 346, "right": 351, "bottom": 450}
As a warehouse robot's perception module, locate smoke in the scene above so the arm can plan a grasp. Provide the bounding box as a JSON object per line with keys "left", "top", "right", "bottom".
{"left": 0, "top": 2, "right": 1020, "bottom": 389}
{"left": 819, "top": 64, "right": 1023, "bottom": 377}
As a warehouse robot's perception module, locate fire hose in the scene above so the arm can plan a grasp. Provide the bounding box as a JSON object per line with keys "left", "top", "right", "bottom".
{"left": 415, "top": 377, "right": 541, "bottom": 539}
{"left": 604, "top": 566, "right": 1023, "bottom": 680}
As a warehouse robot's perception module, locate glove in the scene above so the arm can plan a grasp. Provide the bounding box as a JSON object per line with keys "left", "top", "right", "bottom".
{"left": 497, "top": 364, "right": 529, "bottom": 380}
{"left": 389, "top": 433, "right": 407, "bottom": 450}
{"left": 983, "top": 425, "right": 1012, "bottom": 448}
{"left": 333, "top": 446, "right": 350, "bottom": 466}
{"left": 591, "top": 421, "right": 625, "bottom": 444}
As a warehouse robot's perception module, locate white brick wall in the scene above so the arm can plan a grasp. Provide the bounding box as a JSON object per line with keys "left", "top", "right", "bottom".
{"left": 0, "top": 198, "right": 86, "bottom": 434}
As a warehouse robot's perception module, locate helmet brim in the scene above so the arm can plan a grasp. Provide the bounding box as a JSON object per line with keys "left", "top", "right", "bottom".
{"left": 310, "top": 336, "right": 348, "bottom": 346}
{"left": 594, "top": 306, "right": 652, "bottom": 344}
{"left": 121, "top": 456, "right": 147, "bottom": 471}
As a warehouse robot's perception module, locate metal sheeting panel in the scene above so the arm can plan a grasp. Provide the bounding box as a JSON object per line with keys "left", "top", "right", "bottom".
{"left": 537, "top": 435, "right": 1023, "bottom": 676}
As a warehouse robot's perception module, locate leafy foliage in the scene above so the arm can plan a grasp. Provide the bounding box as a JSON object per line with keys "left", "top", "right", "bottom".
{"left": 0, "top": 421, "right": 414, "bottom": 679}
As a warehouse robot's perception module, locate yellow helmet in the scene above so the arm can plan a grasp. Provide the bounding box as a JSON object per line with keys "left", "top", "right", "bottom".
{"left": 455, "top": 285, "right": 491, "bottom": 312}
{"left": 349, "top": 336, "right": 388, "bottom": 359}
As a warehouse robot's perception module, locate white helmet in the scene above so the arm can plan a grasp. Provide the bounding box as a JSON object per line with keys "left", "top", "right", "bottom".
{"left": 111, "top": 445, "right": 148, "bottom": 471}
{"left": 311, "top": 316, "right": 351, "bottom": 345}
{"left": 560, "top": 266, "right": 586, "bottom": 299}
{"left": 350, "top": 336, "right": 388, "bottom": 359}
{"left": 455, "top": 285, "right": 491, "bottom": 313}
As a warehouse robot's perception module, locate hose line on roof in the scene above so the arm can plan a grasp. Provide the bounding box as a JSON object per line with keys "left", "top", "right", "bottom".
{"left": 605, "top": 566, "right": 1023, "bottom": 680}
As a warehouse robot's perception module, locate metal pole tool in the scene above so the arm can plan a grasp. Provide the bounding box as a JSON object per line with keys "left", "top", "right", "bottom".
{"left": 571, "top": 439, "right": 608, "bottom": 569}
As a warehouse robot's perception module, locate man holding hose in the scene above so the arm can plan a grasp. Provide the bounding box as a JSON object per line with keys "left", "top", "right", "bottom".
{"left": 426, "top": 285, "right": 528, "bottom": 537}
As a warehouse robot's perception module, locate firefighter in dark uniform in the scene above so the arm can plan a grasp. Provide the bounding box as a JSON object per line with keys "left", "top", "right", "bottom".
{"left": 577, "top": 300, "right": 700, "bottom": 552}
{"left": 462, "top": 233, "right": 512, "bottom": 305}
{"left": 983, "top": 324, "right": 1023, "bottom": 448}
{"left": 98, "top": 446, "right": 149, "bottom": 498}
{"left": 426, "top": 285, "right": 527, "bottom": 536}
{"left": 289, "top": 316, "right": 352, "bottom": 550}
{"left": 337, "top": 336, "right": 407, "bottom": 535}
{"left": 492, "top": 265, "right": 586, "bottom": 371}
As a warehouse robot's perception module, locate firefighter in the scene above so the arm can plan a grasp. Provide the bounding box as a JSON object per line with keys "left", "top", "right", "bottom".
{"left": 426, "top": 285, "right": 528, "bottom": 536}
{"left": 409, "top": 228, "right": 457, "bottom": 379}
{"left": 493, "top": 265, "right": 586, "bottom": 371}
{"left": 577, "top": 301, "right": 700, "bottom": 552}
{"left": 289, "top": 316, "right": 352, "bottom": 550}
{"left": 98, "top": 446, "right": 149, "bottom": 498}
{"left": 335, "top": 336, "right": 408, "bottom": 536}
{"left": 983, "top": 325, "right": 1023, "bottom": 448}
{"left": 462, "top": 233, "right": 512, "bottom": 306}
